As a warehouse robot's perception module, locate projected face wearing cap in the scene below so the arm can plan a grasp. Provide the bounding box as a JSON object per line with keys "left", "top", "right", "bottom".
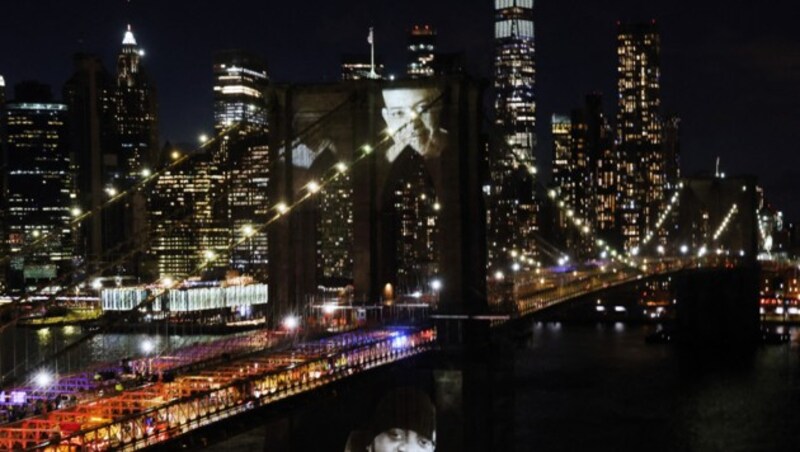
{"left": 381, "top": 88, "right": 443, "bottom": 162}
{"left": 367, "top": 387, "right": 436, "bottom": 452}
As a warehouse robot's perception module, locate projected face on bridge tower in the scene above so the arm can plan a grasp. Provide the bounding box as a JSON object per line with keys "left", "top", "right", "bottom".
{"left": 382, "top": 87, "right": 446, "bottom": 163}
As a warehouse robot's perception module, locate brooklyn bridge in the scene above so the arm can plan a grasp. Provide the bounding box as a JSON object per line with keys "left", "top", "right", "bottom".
{"left": 0, "top": 78, "right": 790, "bottom": 451}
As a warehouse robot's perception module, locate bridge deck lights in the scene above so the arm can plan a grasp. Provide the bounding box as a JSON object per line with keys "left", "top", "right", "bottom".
{"left": 276, "top": 202, "right": 289, "bottom": 214}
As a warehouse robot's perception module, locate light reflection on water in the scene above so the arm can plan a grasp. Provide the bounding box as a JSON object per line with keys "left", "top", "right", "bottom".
{"left": 0, "top": 326, "right": 217, "bottom": 382}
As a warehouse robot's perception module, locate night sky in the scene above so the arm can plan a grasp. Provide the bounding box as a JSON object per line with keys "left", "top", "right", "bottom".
{"left": 1, "top": 1, "right": 798, "bottom": 219}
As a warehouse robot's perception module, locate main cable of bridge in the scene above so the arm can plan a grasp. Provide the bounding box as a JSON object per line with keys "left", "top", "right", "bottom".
{"left": 7, "top": 92, "right": 447, "bottom": 390}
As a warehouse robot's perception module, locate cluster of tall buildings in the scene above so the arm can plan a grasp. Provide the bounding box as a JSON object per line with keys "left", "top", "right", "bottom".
{"left": 488, "top": 0, "right": 539, "bottom": 272}
{"left": 548, "top": 21, "right": 681, "bottom": 258}
{"left": 0, "top": 27, "right": 273, "bottom": 295}
{"left": 0, "top": 26, "right": 158, "bottom": 294}
{"left": 484, "top": 3, "right": 686, "bottom": 271}
{"left": 0, "top": 21, "right": 462, "bottom": 297}
{"left": 6, "top": 7, "right": 780, "bottom": 301}
{"left": 148, "top": 50, "right": 271, "bottom": 282}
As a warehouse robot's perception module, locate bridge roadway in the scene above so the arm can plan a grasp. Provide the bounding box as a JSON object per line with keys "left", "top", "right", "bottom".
{"left": 513, "top": 256, "right": 743, "bottom": 317}
{"left": 0, "top": 327, "right": 435, "bottom": 450}
{"left": 0, "top": 256, "right": 742, "bottom": 450}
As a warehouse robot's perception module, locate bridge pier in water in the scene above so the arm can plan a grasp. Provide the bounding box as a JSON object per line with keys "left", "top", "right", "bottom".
{"left": 675, "top": 265, "right": 760, "bottom": 345}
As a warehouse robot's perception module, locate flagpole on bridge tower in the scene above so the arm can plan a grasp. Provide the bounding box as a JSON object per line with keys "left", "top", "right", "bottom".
{"left": 368, "top": 27, "right": 378, "bottom": 79}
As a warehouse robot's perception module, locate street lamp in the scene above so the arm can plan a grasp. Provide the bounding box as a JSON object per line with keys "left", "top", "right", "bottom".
{"left": 283, "top": 315, "right": 300, "bottom": 331}
{"left": 276, "top": 202, "right": 289, "bottom": 215}
{"left": 141, "top": 340, "right": 155, "bottom": 375}
{"left": 242, "top": 224, "right": 256, "bottom": 238}
{"left": 34, "top": 370, "right": 54, "bottom": 388}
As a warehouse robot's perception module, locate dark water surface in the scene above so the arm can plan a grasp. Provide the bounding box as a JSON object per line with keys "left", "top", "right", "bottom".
{"left": 0, "top": 325, "right": 217, "bottom": 381}
{"left": 516, "top": 322, "right": 800, "bottom": 452}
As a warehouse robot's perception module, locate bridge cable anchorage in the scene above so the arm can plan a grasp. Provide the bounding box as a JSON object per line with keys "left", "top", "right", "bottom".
{"left": 3, "top": 93, "right": 447, "bottom": 389}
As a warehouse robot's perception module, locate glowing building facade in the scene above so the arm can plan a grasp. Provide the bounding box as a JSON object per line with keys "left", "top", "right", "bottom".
{"left": 149, "top": 150, "right": 198, "bottom": 279}
{"left": 388, "top": 153, "right": 439, "bottom": 295}
{"left": 616, "top": 21, "right": 664, "bottom": 252}
{"left": 212, "top": 51, "right": 270, "bottom": 278}
{"left": 550, "top": 94, "right": 618, "bottom": 257}
{"left": 407, "top": 25, "right": 437, "bottom": 79}
{"left": 63, "top": 26, "right": 158, "bottom": 278}
{"left": 490, "top": 0, "right": 538, "bottom": 271}
{"left": 2, "top": 82, "right": 74, "bottom": 293}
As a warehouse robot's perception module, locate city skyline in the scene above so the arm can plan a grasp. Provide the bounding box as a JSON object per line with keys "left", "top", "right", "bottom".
{"left": 0, "top": 0, "right": 798, "bottom": 223}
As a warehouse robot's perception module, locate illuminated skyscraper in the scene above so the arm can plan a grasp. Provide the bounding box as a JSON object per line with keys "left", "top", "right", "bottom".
{"left": 212, "top": 50, "right": 270, "bottom": 278}
{"left": 551, "top": 94, "right": 618, "bottom": 257}
{"left": 616, "top": 21, "right": 664, "bottom": 252}
{"left": 387, "top": 152, "right": 439, "bottom": 294}
{"left": 63, "top": 25, "right": 159, "bottom": 277}
{"left": 114, "top": 25, "right": 159, "bottom": 179}
{"left": 407, "top": 25, "right": 437, "bottom": 79}
{"left": 2, "top": 82, "right": 73, "bottom": 293}
{"left": 213, "top": 50, "right": 269, "bottom": 134}
{"left": 112, "top": 25, "right": 159, "bottom": 277}
{"left": 150, "top": 50, "right": 269, "bottom": 279}
{"left": 149, "top": 145, "right": 198, "bottom": 279}
{"left": 490, "top": 0, "right": 538, "bottom": 270}
{"left": 316, "top": 168, "right": 354, "bottom": 285}
{"left": 0, "top": 75, "right": 6, "bottom": 291}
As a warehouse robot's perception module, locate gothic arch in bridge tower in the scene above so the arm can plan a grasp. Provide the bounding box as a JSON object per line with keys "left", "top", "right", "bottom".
{"left": 378, "top": 146, "right": 441, "bottom": 298}
{"left": 268, "top": 79, "right": 487, "bottom": 317}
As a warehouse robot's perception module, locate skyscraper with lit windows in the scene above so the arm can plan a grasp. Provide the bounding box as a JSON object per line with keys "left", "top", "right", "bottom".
{"left": 115, "top": 25, "right": 159, "bottom": 179}
{"left": 490, "top": 0, "right": 538, "bottom": 271}
{"left": 213, "top": 50, "right": 269, "bottom": 134}
{"left": 551, "top": 94, "right": 618, "bottom": 257}
{"left": 616, "top": 21, "right": 664, "bottom": 253}
{"left": 2, "top": 82, "right": 73, "bottom": 293}
{"left": 113, "top": 25, "right": 159, "bottom": 278}
{"left": 407, "top": 25, "right": 437, "bottom": 79}
{"left": 211, "top": 50, "right": 270, "bottom": 278}
{"left": 63, "top": 25, "right": 158, "bottom": 278}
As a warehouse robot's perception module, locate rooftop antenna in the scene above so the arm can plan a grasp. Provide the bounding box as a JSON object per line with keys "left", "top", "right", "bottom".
{"left": 368, "top": 27, "right": 378, "bottom": 79}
